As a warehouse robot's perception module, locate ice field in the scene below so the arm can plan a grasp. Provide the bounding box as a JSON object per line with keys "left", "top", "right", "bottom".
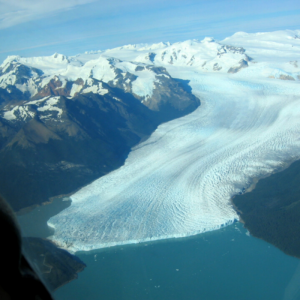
{"left": 48, "top": 70, "right": 300, "bottom": 252}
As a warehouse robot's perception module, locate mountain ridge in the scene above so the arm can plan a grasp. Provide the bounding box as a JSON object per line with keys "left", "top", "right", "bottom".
{"left": 0, "top": 59, "right": 200, "bottom": 211}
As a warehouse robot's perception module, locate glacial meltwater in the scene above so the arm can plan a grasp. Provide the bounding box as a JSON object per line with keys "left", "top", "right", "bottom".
{"left": 53, "top": 222, "right": 300, "bottom": 300}
{"left": 18, "top": 199, "right": 300, "bottom": 300}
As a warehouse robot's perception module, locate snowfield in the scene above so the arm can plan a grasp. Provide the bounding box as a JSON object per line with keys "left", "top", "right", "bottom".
{"left": 2, "top": 30, "right": 299, "bottom": 103}
{"left": 48, "top": 68, "right": 300, "bottom": 252}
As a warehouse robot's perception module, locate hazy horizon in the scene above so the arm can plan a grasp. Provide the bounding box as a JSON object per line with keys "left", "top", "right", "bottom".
{"left": 0, "top": 0, "right": 299, "bottom": 62}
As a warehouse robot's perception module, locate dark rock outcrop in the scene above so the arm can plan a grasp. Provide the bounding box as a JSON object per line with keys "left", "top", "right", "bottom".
{"left": 233, "top": 159, "right": 300, "bottom": 258}
{"left": 228, "top": 59, "right": 248, "bottom": 74}
{"left": 22, "top": 237, "right": 86, "bottom": 291}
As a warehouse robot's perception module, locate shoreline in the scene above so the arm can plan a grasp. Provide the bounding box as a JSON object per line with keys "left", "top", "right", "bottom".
{"left": 232, "top": 157, "right": 300, "bottom": 259}
{"left": 16, "top": 194, "right": 73, "bottom": 216}
{"left": 50, "top": 218, "right": 238, "bottom": 254}
{"left": 19, "top": 155, "right": 300, "bottom": 257}
{"left": 15, "top": 133, "right": 156, "bottom": 216}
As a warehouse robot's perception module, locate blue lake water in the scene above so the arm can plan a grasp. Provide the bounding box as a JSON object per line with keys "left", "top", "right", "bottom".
{"left": 54, "top": 222, "right": 300, "bottom": 300}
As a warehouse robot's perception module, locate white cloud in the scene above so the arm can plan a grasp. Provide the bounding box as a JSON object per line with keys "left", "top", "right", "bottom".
{"left": 0, "top": 0, "right": 97, "bottom": 29}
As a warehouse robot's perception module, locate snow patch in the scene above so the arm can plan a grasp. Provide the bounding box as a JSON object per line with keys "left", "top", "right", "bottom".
{"left": 131, "top": 69, "right": 156, "bottom": 98}
{"left": 70, "top": 83, "right": 83, "bottom": 97}
{"left": 82, "top": 82, "right": 108, "bottom": 95}
{"left": 3, "top": 105, "right": 35, "bottom": 121}
{"left": 26, "top": 96, "right": 50, "bottom": 105}
{"left": 3, "top": 106, "right": 19, "bottom": 120}
{"left": 37, "top": 96, "right": 63, "bottom": 118}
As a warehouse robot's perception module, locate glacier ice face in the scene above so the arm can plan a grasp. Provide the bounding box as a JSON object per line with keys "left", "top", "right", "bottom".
{"left": 48, "top": 71, "right": 300, "bottom": 253}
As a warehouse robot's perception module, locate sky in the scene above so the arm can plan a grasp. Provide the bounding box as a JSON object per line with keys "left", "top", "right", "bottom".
{"left": 0, "top": 0, "right": 299, "bottom": 62}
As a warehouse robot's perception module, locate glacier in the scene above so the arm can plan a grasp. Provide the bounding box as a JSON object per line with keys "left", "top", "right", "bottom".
{"left": 48, "top": 69, "right": 300, "bottom": 253}
{"left": 45, "top": 30, "right": 300, "bottom": 252}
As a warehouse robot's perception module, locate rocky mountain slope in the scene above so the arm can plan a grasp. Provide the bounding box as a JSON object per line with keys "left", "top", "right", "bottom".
{"left": 0, "top": 56, "right": 200, "bottom": 211}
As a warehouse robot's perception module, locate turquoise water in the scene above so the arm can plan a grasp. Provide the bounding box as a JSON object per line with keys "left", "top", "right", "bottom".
{"left": 54, "top": 223, "right": 300, "bottom": 300}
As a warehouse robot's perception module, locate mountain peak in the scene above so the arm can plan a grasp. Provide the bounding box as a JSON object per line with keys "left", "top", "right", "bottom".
{"left": 52, "top": 53, "right": 68, "bottom": 61}
{"left": 0, "top": 55, "right": 21, "bottom": 71}
{"left": 201, "top": 37, "right": 215, "bottom": 43}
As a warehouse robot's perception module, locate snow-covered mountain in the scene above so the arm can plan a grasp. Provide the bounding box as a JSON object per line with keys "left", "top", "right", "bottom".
{"left": 83, "top": 29, "right": 300, "bottom": 78}
{"left": 0, "top": 40, "right": 201, "bottom": 211}
{"left": 1, "top": 29, "right": 299, "bottom": 124}
{"left": 1, "top": 29, "right": 299, "bottom": 106}
{"left": 0, "top": 55, "right": 199, "bottom": 122}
